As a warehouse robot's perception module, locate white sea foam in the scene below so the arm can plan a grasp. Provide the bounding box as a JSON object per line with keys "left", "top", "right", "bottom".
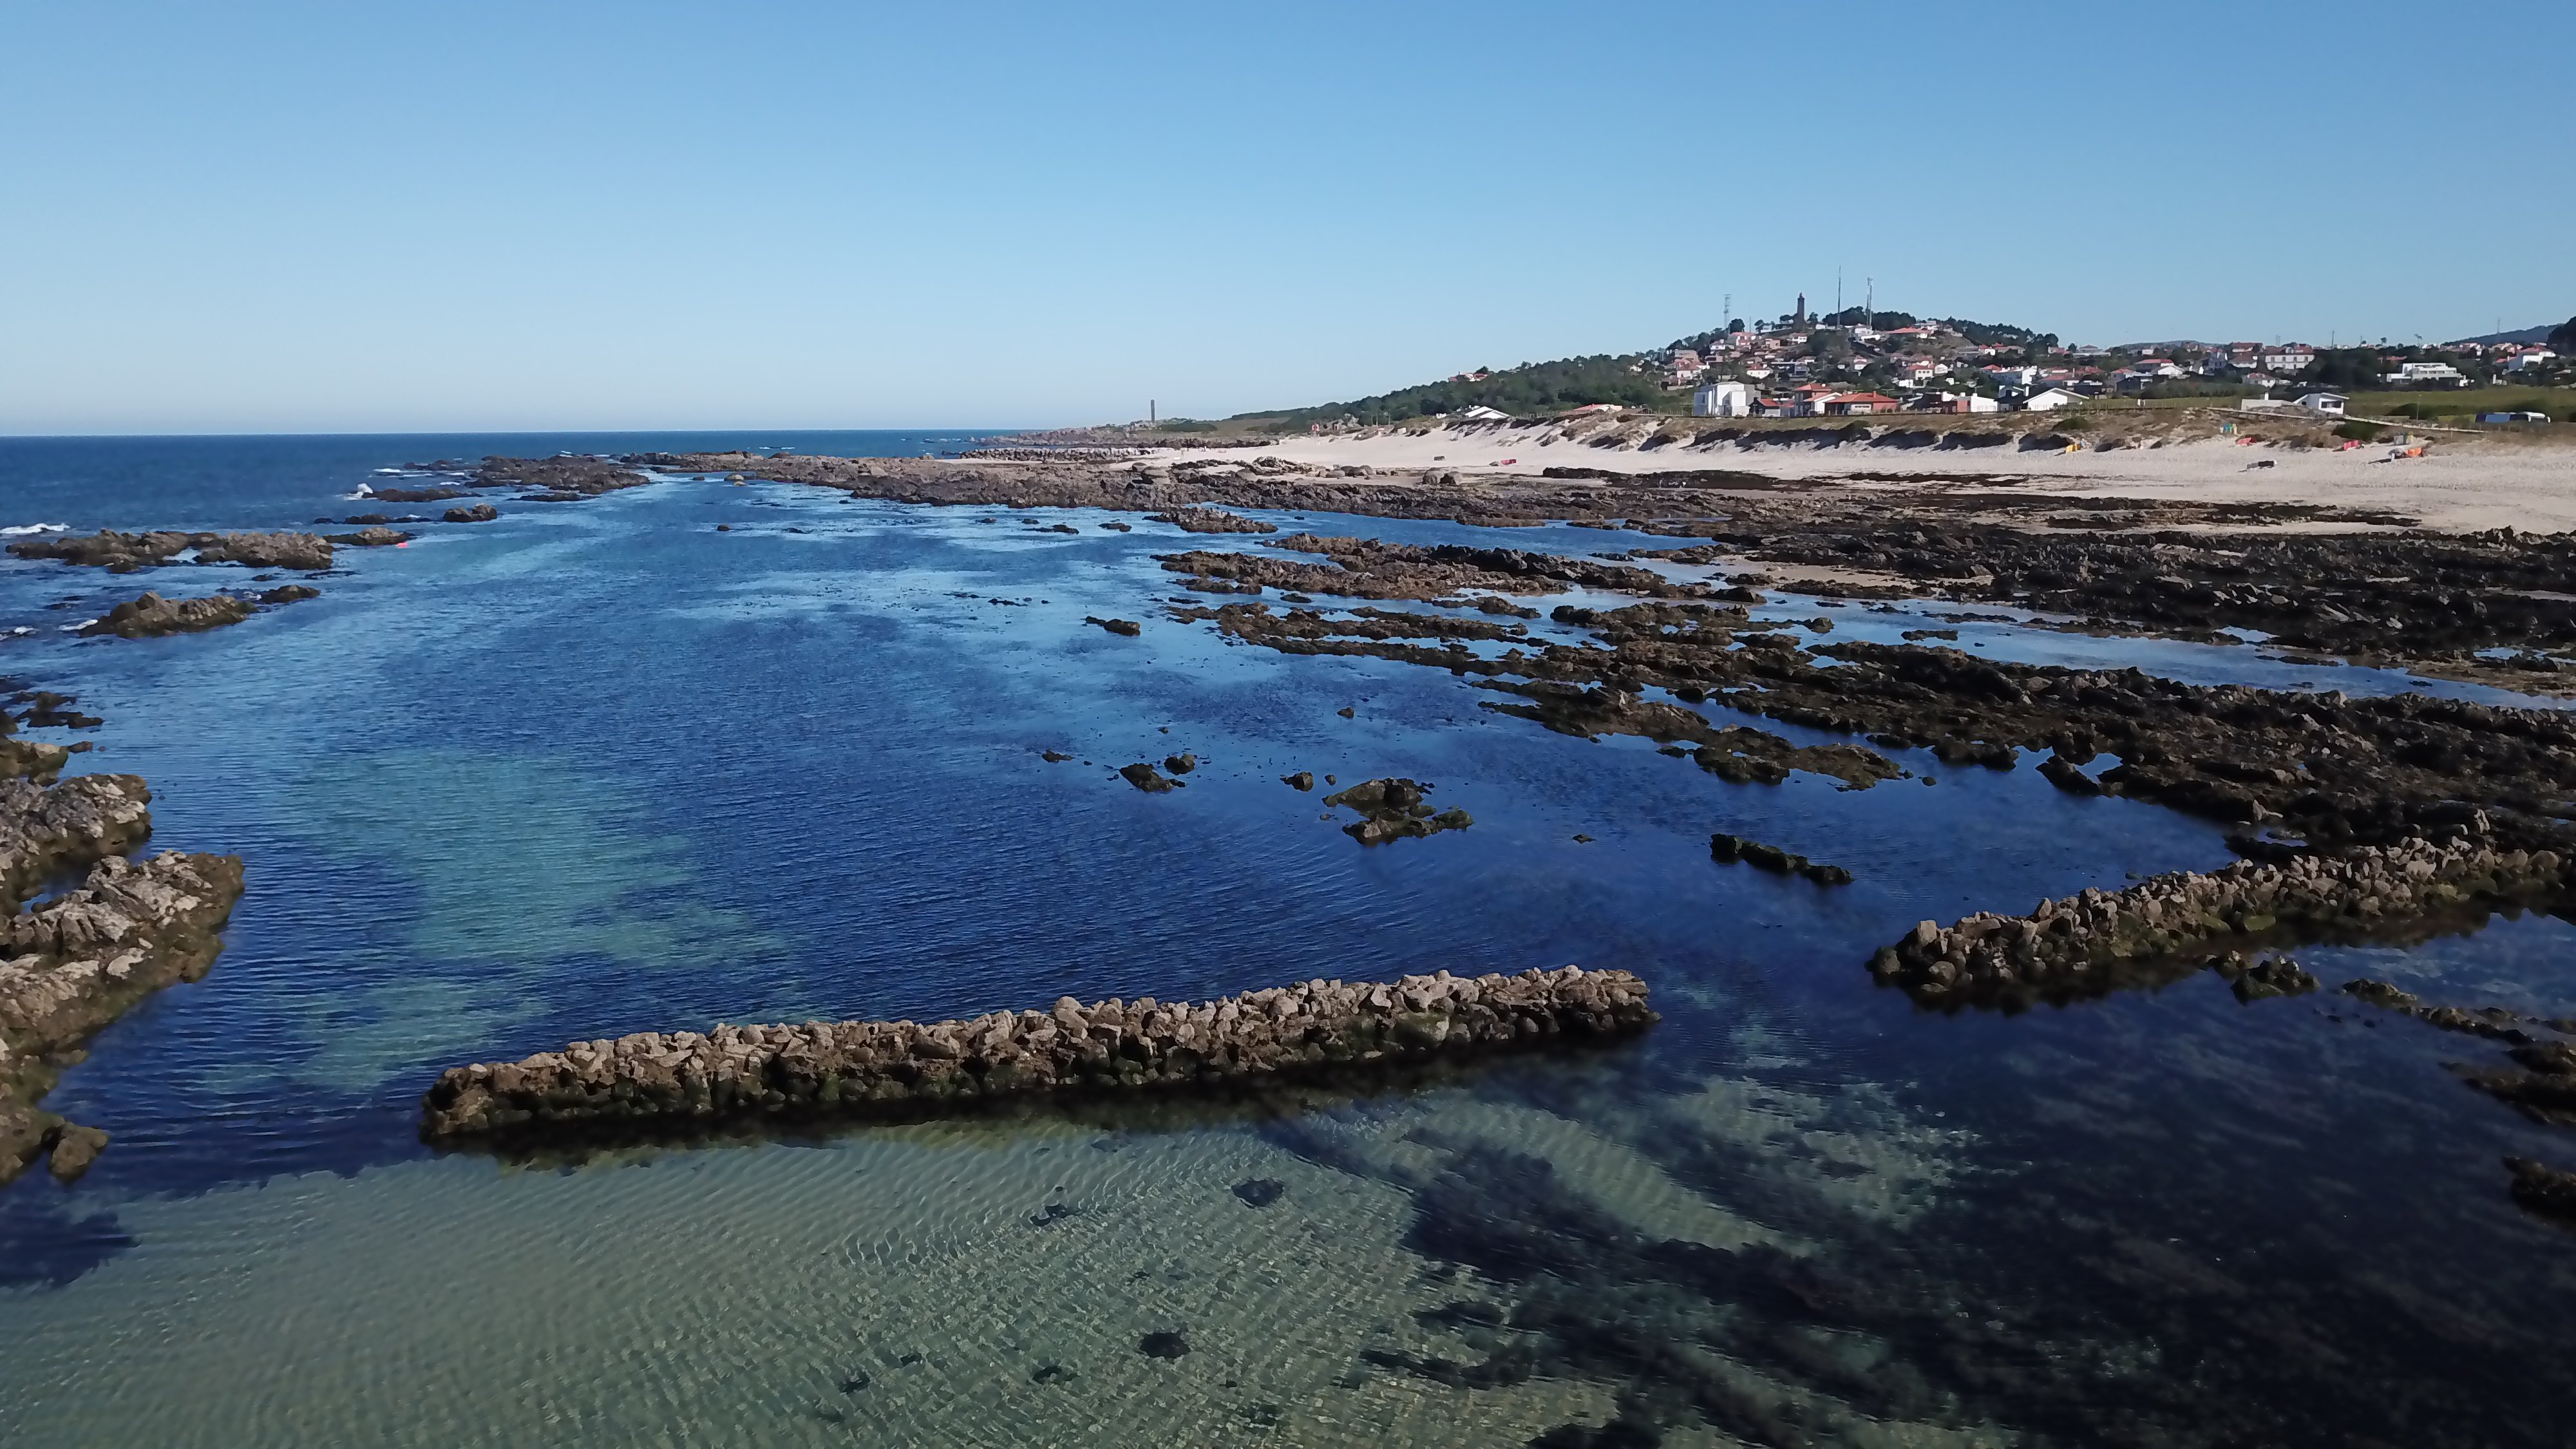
{"left": 0, "top": 522, "right": 69, "bottom": 536}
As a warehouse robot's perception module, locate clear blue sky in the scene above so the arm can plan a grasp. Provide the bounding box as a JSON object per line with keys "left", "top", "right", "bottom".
{"left": 5, "top": 1, "right": 2568, "bottom": 434}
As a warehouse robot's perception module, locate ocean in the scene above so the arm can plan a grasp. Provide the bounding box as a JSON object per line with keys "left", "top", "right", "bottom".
{"left": 1, "top": 432, "right": 2570, "bottom": 1446}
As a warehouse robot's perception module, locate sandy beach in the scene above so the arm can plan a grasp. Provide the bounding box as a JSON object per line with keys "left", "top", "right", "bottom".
{"left": 1160, "top": 421, "right": 2576, "bottom": 535}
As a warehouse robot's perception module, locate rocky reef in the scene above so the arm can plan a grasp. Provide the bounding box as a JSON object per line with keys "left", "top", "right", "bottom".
{"left": 473, "top": 455, "right": 650, "bottom": 499}
{"left": 1870, "top": 838, "right": 2569, "bottom": 1004}
{"left": 8, "top": 529, "right": 332, "bottom": 573}
{"left": 1708, "top": 832, "right": 1850, "bottom": 886}
{"left": 80, "top": 591, "right": 258, "bottom": 639}
{"left": 444, "top": 502, "right": 500, "bottom": 524}
{"left": 420, "top": 966, "right": 1655, "bottom": 1139}
{"left": 321, "top": 526, "right": 412, "bottom": 548}
{"left": 0, "top": 746, "right": 244, "bottom": 1186}
{"left": 1150, "top": 506, "right": 1274, "bottom": 535}
{"left": 1160, "top": 534, "right": 1698, "bottom": 603}
{"left": 1323, "top": 778, "right": 1472, "bottom": 844}
{"left": 0, "top": 773, "right": 155, "bottom": 907}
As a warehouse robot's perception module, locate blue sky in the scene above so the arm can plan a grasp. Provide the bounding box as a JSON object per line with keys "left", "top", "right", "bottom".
{"left": 5, "top": 1, "right": 2568, "bottom": 433}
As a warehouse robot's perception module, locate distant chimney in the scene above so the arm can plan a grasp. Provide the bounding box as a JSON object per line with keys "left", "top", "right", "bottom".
{"left": 1794, "top": 293, "right": 1806, "bottom": 326}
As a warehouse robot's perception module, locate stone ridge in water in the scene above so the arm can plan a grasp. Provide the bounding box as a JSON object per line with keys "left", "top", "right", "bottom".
{"left": 419, "top": 966, "right": 1656, "bottom": 1139}
{"left": 1871, "top": 838, "right": 2570, "bottom": 1003}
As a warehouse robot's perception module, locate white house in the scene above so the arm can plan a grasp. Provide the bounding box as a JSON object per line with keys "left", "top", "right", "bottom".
{"left": 2505, "top": 348, "right": 2558, "bottom": 372}
{"left": 1691, "top": 381, "right": 1756, "bottom": 418}
{"left": 2023, "top": 388, "right": 2083, "bottom": 412}
{"left": 2388, "top": 362, "right": 2466, "bottom": 385}
{"left": 2264, "top": 346, "right": 2318, "bottom": 373}
{"left": 1456, "top": 405, "right": 1511, "bottom": 421}
{"left": 2297, "top": 392, "right": 2347, "bottom": 417}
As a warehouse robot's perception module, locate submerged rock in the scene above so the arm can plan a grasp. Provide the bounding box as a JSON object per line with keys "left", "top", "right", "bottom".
{"left": 2506, "top": 1158, "right": 2576, "bottom": 1224}
{"left": 1085, "top": 616, "right": 1141, "bottom": 637}
{"left": 419, "top": 966, "right": 1657, "bottom": 1139}
{"left": 1709, "top": 833, "right": 1851, "bottom": 886}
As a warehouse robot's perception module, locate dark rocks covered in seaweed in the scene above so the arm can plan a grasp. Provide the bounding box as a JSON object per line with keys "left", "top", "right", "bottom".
{"left": 1709, "top": 833, "right": 1851, "bottom": 886}
{"left": 1119, "top": 762, "right": 1180, "bottom": 793}
{"left": 2210, "top": 951, "right": 2317, "bottom": 1002}
{"left": 2505, "top": 1158, "right": 2576, "bottom": 1224}
{"left": 1151, "top": 507, "right": 1274, "bottom": 535}
{"left": 258, "top": 584, "right": 321, "bottom": 605}
{"left": 443, "top": 503, "right": 500, "bottom": 524}
{"left": 1161, "top": 534, "right": 1699, "bottom": 603}
{"left": 1323, "top": 778, "right": 1471, "bottom": 845}
{"left": 418, "top": 966, "right": 1658, "bottom": 1137}
{"left": 1195, "top": 592, "right": 2576, "bottom": 855}
{"left": 1085, "top": 616, "right": 1142, "bottom": 636}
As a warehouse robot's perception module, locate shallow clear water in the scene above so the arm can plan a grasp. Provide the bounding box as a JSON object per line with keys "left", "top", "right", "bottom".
{"left": 2, "top": 437, "right": 2572, "bottom": 1446}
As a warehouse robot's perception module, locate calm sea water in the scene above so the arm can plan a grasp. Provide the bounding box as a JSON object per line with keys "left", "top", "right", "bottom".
{"left": 1, "top": 434, "right": 2571, "bottom": 1446}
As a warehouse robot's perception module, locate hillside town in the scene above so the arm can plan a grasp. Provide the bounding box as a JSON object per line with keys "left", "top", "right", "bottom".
{"left": 1651, "top": 298, "right": 2567, "bottom": 421}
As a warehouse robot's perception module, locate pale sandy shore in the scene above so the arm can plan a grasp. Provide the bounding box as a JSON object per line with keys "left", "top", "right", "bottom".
{"left": 1164, "top": 423, "right": 2576, "bottom": 534}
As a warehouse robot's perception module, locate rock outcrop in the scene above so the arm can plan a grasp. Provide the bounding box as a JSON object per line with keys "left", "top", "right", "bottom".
{"left": 473, "top": 456, "right": 650, "bottom": 498}
{"left": 1871, "top": 838, "right": 2570, "bottom": 1003}
{"left": 0, "top": 848, "right": 246, "bottom": 1184}
{"left": 1709, "top": 833, "right": 1850, "bottom": 885}
{"left": 0, "top": 773, "right": 153, "bottom": 908}
{"left": 443, "top": 503, "right": 500, "bottom": 524}
{"left": 80, "top": 591, "right": 258, "bottom": 639}
{"left": 321, "top": 526, "right": 412, "bottom": 548}
{"left": 1151, "top": 507, "right": 1276, "bottom": 535}
{"left": 420, "top": 966, "right": 1656, "bottom": 1138}
{"left": 1323, "top": 777, "right": 1472, "bottom": 844}
{"left": 1119, "top": 762, "right": 1180, "bottom": 792}
{"left": 8, "top": 529, "right": 332, "bottom": 573}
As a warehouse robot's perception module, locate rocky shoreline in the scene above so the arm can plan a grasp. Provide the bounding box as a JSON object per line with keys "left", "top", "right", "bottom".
{"left": 0, "top": 709, "right": 245, "bottom": 1184}
{"left": 420, "top": 966, "right": 1654, "bottom": 1139}
{"left": 584, "top": 446, "right": 2576, "bottom": 687}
